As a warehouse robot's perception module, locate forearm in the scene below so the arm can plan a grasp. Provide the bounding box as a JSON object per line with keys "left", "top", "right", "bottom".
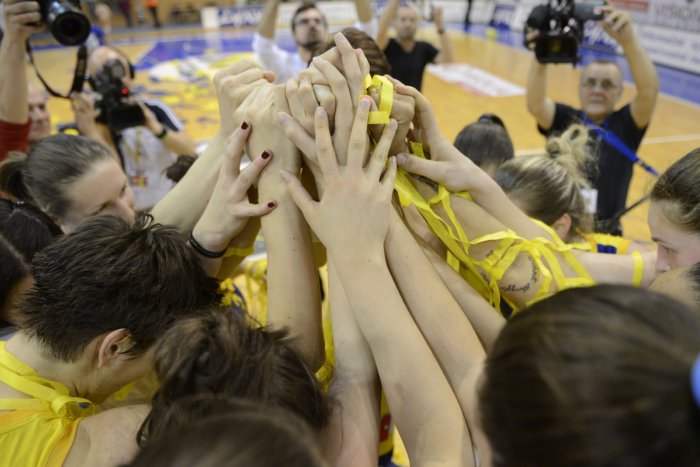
{"left": 411, "top": 179, "right": 554, "bottom": 306}
{"left": 333, "top": 252, "right": 473, "bottom": 467}
{"left": 376, "top": 0, "right": 400, "bottom": 49}
{"left": 151, "top": 132, "right": 225, "bottom": 233}
{"left": 385, "top": 209, "right": 485, "bottom": 396}
{"left": 321, "top": 262, "right": 380, "bottom": 467}
{"left": 422, "top": 243, "right": 505, "bottom": 352}
{"left": 526, "top": 59, "right": 554, "bottom": 128}
{"left": 0, "top": 38, "right": 29, "bottom": 124}
{"left": 354, "top": 0, "right": 373, "bottom": 24}
{"left": 260, "top": 181, "right": 324, "bottom": 371}
{"left": 159, "top": 129, "right": 197, "bottom": 156}
{"left": 621, "top": 33, "right": 659, "bottom": 125}
{"left": 468, "top": 173, "right": 555, "bottom": 241}
{"left": 437, "top": 31, "right": 454, "bottom": 63}
{"left": 257, "top": 0, "right": 280, "bottom": 39}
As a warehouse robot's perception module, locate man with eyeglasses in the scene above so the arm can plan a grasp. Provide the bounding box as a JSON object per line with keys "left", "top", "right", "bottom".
{"left": 525, "top": 4, "right": 659, "bottom": 234}
{"left": 253, "top": 0, "right": 375, "bottom": 83}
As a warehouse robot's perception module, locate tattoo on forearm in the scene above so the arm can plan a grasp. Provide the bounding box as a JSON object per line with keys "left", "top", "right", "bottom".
{"left": 502, "top": 256, "right": 537, "bottom": 294}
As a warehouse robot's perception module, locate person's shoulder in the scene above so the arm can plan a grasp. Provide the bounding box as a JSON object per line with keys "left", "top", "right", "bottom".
{"left": 607, "top": 103, "right": 643, "bottom": 128}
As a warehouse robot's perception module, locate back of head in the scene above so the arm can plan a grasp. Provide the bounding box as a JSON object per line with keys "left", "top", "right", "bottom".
{"left": 142, "top": 310, "right": 330, "bottom": 443}
{"left": 453, "top": 121, "right": 514, "bottom": 174}
{"left": 0, "top": 199, "right": 61, "bottom": 325}
{"left": 651, "top": 148, "right": 700, "bottom": 234}
{"left": 0, "top": 134, "right": 113, "bottom": 220}
{"left": 493, "top": 124, "right": 594, "bottom": 233}
{"left": 312, "top": 27, "right": 392, "bottom": 76}
{"left": 0, "top": 199, "right": 61, "bottom": 261}
{"left": 480, "top": 285, "right": 700, "bottom": 467}
{"left": 129, "top": 397, "right": 326, "bottom": 467}
{"left": 0, "top": 152, "right": 34, "bottom": 203}
{"left": 20, "top": 213, "right": 219, "bottom": 361}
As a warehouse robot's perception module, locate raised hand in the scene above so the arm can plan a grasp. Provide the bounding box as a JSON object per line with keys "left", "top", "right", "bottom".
{"left": 212, "top": 60, "right": 275, "bottom": 137}
{"left": 192, "top": 122, "right": 277, "bottom": 252}
{"left": 280, "top": 98, "right": 398, "bottom": 259}
{"left": 3, "top": 0, "right": 44, "bottom": 43}
{"left": 600, "top": 5, "right": 634, "bottom": 45}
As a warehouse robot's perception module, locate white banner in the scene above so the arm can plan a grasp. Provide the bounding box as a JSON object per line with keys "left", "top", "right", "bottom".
{"left": 427, "top": 63, "right": 525, "bottom": 97}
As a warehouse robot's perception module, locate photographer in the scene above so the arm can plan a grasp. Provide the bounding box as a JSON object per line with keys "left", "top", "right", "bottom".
{"left": 0, "top": 0, "right": 103, "bottom": 161}
{"left": 526, "top": 4, "right": 659, "bottom": 234}
{"left": 0, "top": 0, "right": 44, "bottom": 159}
{"left": 86, "top": 46, "right": 196, "bottom": 209}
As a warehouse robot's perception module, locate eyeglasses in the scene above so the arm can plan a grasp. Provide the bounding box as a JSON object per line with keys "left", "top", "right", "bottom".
{"left": 581, "top": 78, "right": 619, "bottom": 91}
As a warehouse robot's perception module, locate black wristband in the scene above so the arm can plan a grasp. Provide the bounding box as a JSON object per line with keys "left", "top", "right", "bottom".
{"left": 189, "top": 232, "right": 227, "bottom": 258}
{"left": 437, "top": 28, "right": 445, "bottom": 34}
{"left": 155, "top": 126, "right": 168, "bottom": 139}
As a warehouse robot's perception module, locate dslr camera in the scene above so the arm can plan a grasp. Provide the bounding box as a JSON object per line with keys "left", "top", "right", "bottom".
{"left": 525, "top": 0, "right": 606, "bottom": 64}
{"left": 36, "top": 0, "right": 91, "bottom": 45}
{"left": 90, "top": 59, "right": 146, "bottom": 133}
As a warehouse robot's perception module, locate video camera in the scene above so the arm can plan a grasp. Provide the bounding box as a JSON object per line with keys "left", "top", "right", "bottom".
{"left": 90, "top": 59, "right": 146, "bottom": 133}
{"left": 525, "top": 0, "right": 606, "bottom": 64}
{"left": 36, "top": 0, "right": 91, "bottom": 46}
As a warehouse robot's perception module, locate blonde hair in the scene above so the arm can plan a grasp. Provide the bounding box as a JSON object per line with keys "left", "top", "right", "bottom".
{"left": 494, "top": 124, "right": 595, "bottom": 236}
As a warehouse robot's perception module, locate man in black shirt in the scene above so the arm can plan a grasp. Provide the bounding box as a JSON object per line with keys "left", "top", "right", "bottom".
{"left": 376, "top": 0, "right": 454, "bottom": 91}
{"left": 526, "top": 5, "right": 659, "bottom": 234}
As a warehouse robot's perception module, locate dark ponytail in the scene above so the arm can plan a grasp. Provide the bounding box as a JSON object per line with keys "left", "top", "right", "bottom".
{"left": 0, "top": 152, "right": 33, "bottom": 203}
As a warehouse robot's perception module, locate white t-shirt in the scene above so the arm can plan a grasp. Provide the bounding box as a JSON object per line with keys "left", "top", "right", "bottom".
{"left": 118, "top": 99, "right": 183, "bottom": 210}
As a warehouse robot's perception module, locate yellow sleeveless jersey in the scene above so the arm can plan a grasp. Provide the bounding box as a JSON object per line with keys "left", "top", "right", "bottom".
{"left": 570, "top": 232, "right": 631, "bottom": 255}
{"left": 0, "top": 342, "right": 94, "bottom": 467}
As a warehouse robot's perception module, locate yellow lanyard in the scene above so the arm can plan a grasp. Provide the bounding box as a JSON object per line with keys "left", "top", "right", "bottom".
{"left": 362, "top": 75, "right": 596, "bottom": 314}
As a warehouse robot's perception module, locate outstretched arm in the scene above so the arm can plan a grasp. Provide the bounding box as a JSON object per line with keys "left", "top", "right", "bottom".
{"left": 321, "top": 261, "right": 381, "bottom": 467}
{"left": 283, "top": 100, "right": 473, "bottom": 466}
{"left": 433, "top": 7, "right": 454, "bottom": 64}
{"left": 256, "top": 0, "right": 281, "bottom": 40}
{"left": 601, "top": 5, "right": 658, "bottom": 128}
{"left": 0, "top": 0, "right": 43, "bottom": 125}
{"left": 526, "top": 58, "right": 556, "bottom": 130}
{"left": 376, "top": 0, "right": 400, "bottom": 49}
{"left": 151, "top": 61, "right": 273, "bottom": 234}
{"left": 246, "top": 83, "right": 324, "bottom": 371}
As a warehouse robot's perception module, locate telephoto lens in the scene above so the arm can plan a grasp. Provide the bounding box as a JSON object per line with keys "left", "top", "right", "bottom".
{"left": 39, "top": 0, "right": 91, "bottom": 46}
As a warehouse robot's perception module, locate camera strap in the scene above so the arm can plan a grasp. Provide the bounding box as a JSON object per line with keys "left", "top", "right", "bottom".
{"left": 25, "top": 41, "right": 88, "bottom": 100}
{"left": 582, "top": 115, "right": 659, "bottom": 177}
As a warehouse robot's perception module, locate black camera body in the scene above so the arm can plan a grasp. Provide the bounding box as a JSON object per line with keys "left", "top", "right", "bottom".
{"left": 526, "top": 0, "right": 606, "bottom": 64}
{"left": 36, "top": 0, "right": 91, "bottom": 45}
{"left": 90, "top": 59, "right": 146, "bottom": 133}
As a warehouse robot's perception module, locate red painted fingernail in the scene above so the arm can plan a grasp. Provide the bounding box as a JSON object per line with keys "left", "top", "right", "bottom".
{"left": 241, "top": 121, "right": 249, "bottom": 130}
{"left": 267, "top": 201, "right": 276, "bottom": 208}
{"left": 261, "top": 151, "right": 271, "bottom": 160}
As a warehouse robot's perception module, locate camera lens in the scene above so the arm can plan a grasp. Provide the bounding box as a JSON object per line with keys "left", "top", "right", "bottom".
{"left": 46, "top": 1, "right": 91, "bottom": 46}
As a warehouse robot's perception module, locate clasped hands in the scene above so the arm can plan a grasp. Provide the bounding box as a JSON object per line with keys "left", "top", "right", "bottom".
{"left": 205, "top": 32, "right": 482, "bottom": 256}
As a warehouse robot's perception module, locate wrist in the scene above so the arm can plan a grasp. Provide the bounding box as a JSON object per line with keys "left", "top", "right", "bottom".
{"left": 437, "top": 27, "right": 445, "bottom": 34}
{"left": 191, "top": 227, "right": 231, "bottom": 255}
{"left": 331, "top": 247, "right": 386, "bottom": 270}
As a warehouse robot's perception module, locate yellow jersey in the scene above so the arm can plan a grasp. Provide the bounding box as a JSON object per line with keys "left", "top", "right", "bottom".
{"left": 0, "top": 342, "right": 94, "bottom": 467}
